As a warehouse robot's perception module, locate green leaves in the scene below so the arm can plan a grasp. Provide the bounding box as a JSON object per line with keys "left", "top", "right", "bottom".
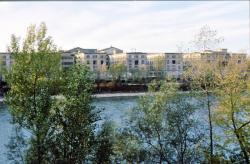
{"left": 118, "top": 81, "right": 203, "bottom": 163}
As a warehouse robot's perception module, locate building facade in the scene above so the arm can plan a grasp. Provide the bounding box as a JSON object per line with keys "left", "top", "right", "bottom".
{"left": 0, "top": 47, "right": 247, "bottom": 81}
{"left": 165, "top": 53, "right": 183, "bottom": 78}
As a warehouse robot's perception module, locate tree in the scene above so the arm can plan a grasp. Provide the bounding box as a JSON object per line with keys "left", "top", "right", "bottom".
{"left": 130, "top": 65, "right": 147, "bottom": 83}
{"left": 4, "top": 22, "right": 61, "bottom": 163}
{"left": 108, "top": 63, "right": 126, "bottom": 82}
{"left": 214, "top": 60, "right": 250, "bottom": 163}
{"left": 183, "top": 25, "right": 224, "bottom": 162}
{"left": 183, "top": 60, "right": 218, "bottom": 163}
{"left": 117, "top": 81, "right": 204, "bottom": 163}
{"left": 49, "top": 64, "right": 100, "bottom": 163}
{"left": 151, "top": 56, "right": 165, "bottom": 79}
{"left": 193, "top": 25, "right": 224, "bottom": 51}
{"left": 94, "top": 120, "right": 116, "bottom": 164}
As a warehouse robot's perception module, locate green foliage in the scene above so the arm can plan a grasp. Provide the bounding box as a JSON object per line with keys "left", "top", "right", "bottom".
{"left": 4, "top": 22, "right": 61, "bottom": 163}
{"left": 183, "top": 60, "right": 218, "bottom": 162}
{"left": 94, "top": 120, "right": 115, "bottom": 164}
{"left": 213, "top": 61, "right": 250, "bottom": 163}
{"left": 108, "top": 63, "right": 126, "bottom": 81}
{"left": 4, "top": 23, "right": 102, "bottom": 164}
{"left": 116, "top": 81, "right": 204, "bottom": 163}
{"left": 48, "top": 64, "right": 100, "bottom": 163}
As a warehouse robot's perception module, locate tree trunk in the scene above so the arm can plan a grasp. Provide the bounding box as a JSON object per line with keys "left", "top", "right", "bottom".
{"left": 206, "top": 91, "right": 213, "bottom": 163}
{"left": 231, "top": 112, "right": 249, "bottom": 163}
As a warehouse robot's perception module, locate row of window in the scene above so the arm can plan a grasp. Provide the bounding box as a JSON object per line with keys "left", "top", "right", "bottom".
{"left": 62, "top": 62, "right": 74, "bottom": 65}
{"left": 61, "top": 56, "right": 73, "bottom": 60}
{"left": 129, "top": 55, "right": 145, "bottom": 59}
{"left": 86, "top": 55, "right": 106, "bottom": 59}
{"left": 166, "top": 60, "right": 181, "bottom": 64}
{"left": 86, "top": 60, "right": 107, "bottom": 65}
{"left": 128, "top": 60, "right": 145, "bottom": 65}
{"left": 148, "top": 65, "right": 182, "bottom": 71}
{"left": 126, "top": 60, "right": 182, "bottom": 65}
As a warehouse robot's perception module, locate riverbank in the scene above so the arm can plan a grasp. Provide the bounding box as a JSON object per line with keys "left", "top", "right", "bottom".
{"left": 0, "top": 92, "right": 146, "bottom": 103}
{"left": 93, "top": 92, "right": 145, "bottom": 98}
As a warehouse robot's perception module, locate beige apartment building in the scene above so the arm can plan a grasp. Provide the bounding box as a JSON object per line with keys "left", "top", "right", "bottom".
{"left": 146, "top": 53, "right": 165, "bottom": 77}
{"left": 0, "top": 52, "right": 11, "bottom": 80}
{"left": 146, "top": 53, "right": 183, "bottom": 79}
{"left": 0, "top": 52, "right": 11, "bottom": 70}
{"left": 0, "top": 47, "right": 247, "bottom": 81}
{"left": 183, "top": 49, "right": 246, "bottom": 68}
{"left": 109, "top": 52, "right": 148, "bottom": 79}
{"left": 165, "top": 53, "right": 183, "bottom": 78}
{"left": 61, "top": 51, "right": 75, "bottom": 69}
{"left": 98, "top": 46, "right": 123, "bottom": 55}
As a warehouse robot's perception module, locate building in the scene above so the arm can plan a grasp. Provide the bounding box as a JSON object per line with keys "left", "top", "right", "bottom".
{"left": 60, "top": 50, "right": 75, "bottom": 69}
{"left": 76, "top": 52, "right": 109, "bottom": 71}
{"left": 183, "top": 49, "right": 231, "bottom": 68}
{"left": 146, "top": 53, "right": 165, "bottom": 77}
{"left": 0, "top": 52, "right": 11, "bottom": 70}
{"left": 98, "top": 46, "right": 123, "bottom": 55}
{"left": 230, "top": 52, "right": 246, "bottom": 64}
{"left": 61, "top": 47, "right": 98, "bottom": 69}
{"left": 0, "top": 47, "right": 247, "bottom": 81}
{"left": 109, "top": 52, "right": 148, "bottom": 79}
{"left": 165, "top": 53, "right": 183, "bottom": 78}
{"left": 146, "top": 53, "right": 183, "bottom": 79}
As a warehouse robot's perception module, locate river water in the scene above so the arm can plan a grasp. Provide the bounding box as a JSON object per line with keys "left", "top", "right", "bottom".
{"left": 0, "top": 97, "right": 138, "bottom": 163}
{"left": 0, "top": 95, "right": 226, "bottom": 163}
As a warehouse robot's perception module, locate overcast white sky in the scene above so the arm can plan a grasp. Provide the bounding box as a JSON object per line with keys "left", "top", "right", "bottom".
{"left": 0, "top": 1, "right": 249, "bottom": 53}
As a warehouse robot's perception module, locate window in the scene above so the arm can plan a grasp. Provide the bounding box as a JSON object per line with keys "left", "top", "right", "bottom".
{"left": 172, "top": 60, "right": 176, "bottom": 64}
{"left": 62, "top": 62, "right": 73, "bottom": 65}
{"left": 87, "top": 60, "right": 90, "bottom": 64}
{"left": 141, "top": 55, "right": 145, "bottom": 58}
{"left": 135, "top": 60, "right": 139, "bottom": 65}
{"left": 238, "top": 60, "right": 241, "bottom": 64}
{"left": 172, "top": 55, "right": 176, "bottom": 58}
{"left": 141, "top": 60, "right": 144, "bottom": 64}
{"left": 93, "top": 55, "right": 97, "bottom": 58}
{"left": 86, "top": 55, "right": 90, "bottom": 58}
{"left": 62, "top": 56, "right": 73, "bottom": 60}
{"left": 135, "top": 55, "right": 138, "bottom": 59}
{"left": 101, "top": 60, "right": 104, "bottom": 65}
{"left": 167, "top": 60, "right": 169, "bottom": 64}
{"left": 93, "top": 60, "right": 96, "bottom": 65}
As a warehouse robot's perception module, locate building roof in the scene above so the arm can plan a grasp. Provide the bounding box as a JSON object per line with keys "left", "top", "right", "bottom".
{"left": 127, "top": 52, "right": 147, "bottom": 54}
{"left": 65, "top": 47, "right": 97, "bottom": 54}
{"left": 100, "top": 46, "right": 123, "bottom": 52}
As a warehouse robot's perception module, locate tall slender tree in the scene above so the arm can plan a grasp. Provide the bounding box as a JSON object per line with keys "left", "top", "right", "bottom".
{"left": 184, "top": 25, "right": 224, "bottom": 162}
{"left": 214, "top": 60, "right": 250, "bottom": 163}
{"left": 49, "top": 64, "right": 100, "bottom": 163}
{"left": 116, "top": 81, "right": 204, "bottom": 163}
{"left": 4, "top": 22, "right": 61, "bottom": 163}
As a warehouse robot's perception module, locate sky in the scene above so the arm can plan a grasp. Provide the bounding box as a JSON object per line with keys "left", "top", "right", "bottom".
{"left": 0, "top": 1, "right": 249, "bottom": 54}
